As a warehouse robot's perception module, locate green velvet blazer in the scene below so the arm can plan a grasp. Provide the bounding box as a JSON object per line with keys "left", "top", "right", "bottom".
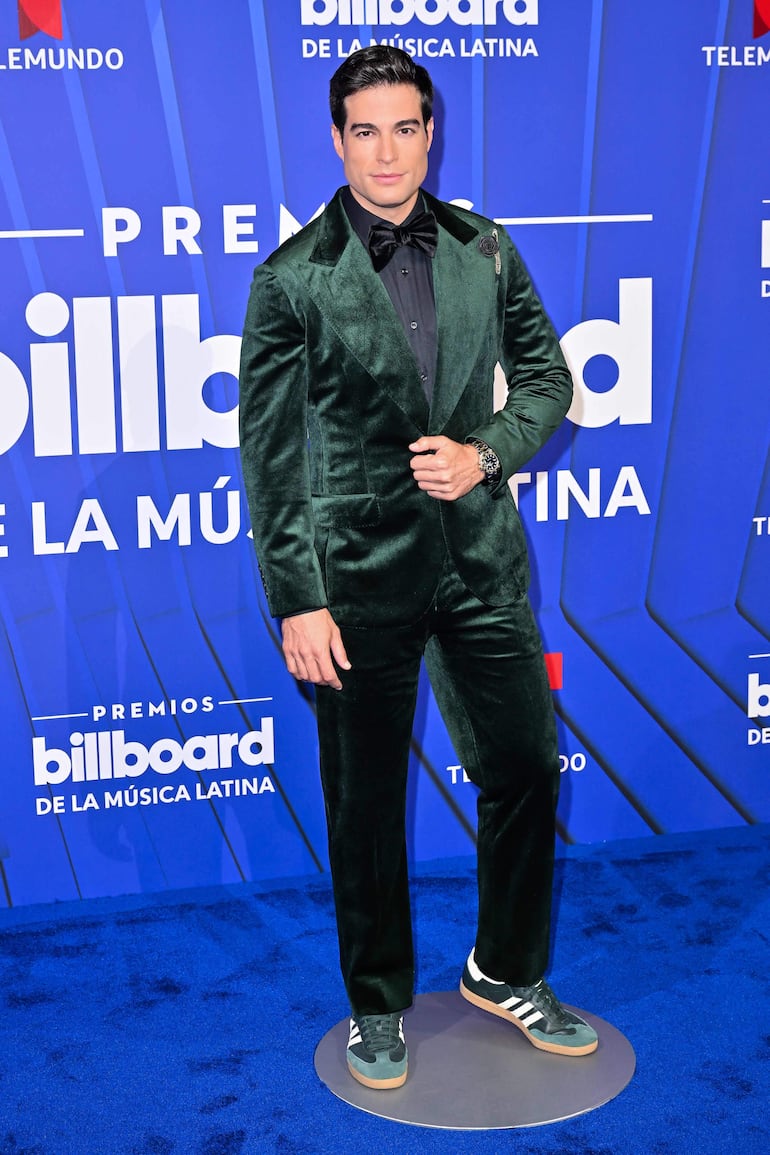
{"left": 239, "top": 188, "right": 573, "bottom": 627}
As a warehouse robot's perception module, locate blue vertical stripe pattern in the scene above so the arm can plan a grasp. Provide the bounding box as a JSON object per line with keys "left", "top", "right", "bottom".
{"left": 248, "top": 0, "right": 287, "bottom": 236}
{"left": 0, "top": 0, "right": 767, "bottom": 906}
{"left": 572, "top": 0, "right": 604, "bottom": 327}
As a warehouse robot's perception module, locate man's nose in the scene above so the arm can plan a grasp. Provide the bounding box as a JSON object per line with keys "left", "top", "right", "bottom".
{"left": 378, "top": 135, "right": 397, "bottom": 164}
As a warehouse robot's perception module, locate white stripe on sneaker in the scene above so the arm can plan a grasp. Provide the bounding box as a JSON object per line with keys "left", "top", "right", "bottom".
{"left": 498, "top": 998, "right": 544, "bottom": 1028}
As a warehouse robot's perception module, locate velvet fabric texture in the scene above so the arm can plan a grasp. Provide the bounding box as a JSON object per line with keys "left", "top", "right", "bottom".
{"left": 238, "top": 187, "right": 572, "bottom": 1020}
{"left": 239, "top": 188, "right": 573, "bottom": 625}
{"left": 316, "top": 560, "right": 560, "bottom": 1016}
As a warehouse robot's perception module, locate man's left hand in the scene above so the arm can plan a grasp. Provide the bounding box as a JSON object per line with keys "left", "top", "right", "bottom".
{"left": 409, "top": 436, "right": 483, "bottom": 501}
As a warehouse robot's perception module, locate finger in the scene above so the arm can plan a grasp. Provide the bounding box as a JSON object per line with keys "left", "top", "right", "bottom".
{"left": 282, "top": 645, "right": 301, "bottom": 678}
{"left": 415, "top": 469, "right": 452, "bottom": 487}
{"left": 422, "top": 478, "right": 463, "bottom": 498}
{"left": 283, "top": 642, "right": 322, "bottom": 685}
{"left": 411, "top": 456, "right": 446, "bottom": 476}
{"left": 292, "top": 656, "right": 341, "bottom": 690}
{"left": 287, "top": 654, "right": 312, "bottom": 684}
{"left": 330, "top": 630, "right": 351, "bottom": 672}
{"left": 307, "top": 648, "right": 343, "bottom": 689}
{"left": 315, "top": 663, "right": 343, "bottom": 690}
{"left": 409, "top": 452, "right": 439, "bottom": 471}
{"left": 408, "top": 436, "right": 443, "bottom": 453}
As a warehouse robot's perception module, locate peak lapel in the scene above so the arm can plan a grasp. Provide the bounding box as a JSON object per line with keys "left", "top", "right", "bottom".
{"left": 424, "top": 197, "right": 498, "bottom": 435}
{"left": 306, "top": 192, "right": 430, "bottom": 432}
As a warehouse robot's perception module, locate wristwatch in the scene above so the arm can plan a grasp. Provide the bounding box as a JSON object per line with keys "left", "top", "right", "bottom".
{"left": 467, "top": 437, "right": 502, "bottom": 487}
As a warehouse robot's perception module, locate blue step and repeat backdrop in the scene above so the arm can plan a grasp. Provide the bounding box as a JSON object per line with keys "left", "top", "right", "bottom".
{"left": 0, "top": 0, "right": 768, "bottom": 907}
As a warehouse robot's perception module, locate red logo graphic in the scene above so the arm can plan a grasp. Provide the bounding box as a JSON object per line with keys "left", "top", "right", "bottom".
{"left": 755, "top": 0, "right": 770, "bottom": 37}
{"left": 18, "top": 0, "right": 62, "bottom": 40}
{"left": 544, "top": 653, "right": 563, "bottom": 692}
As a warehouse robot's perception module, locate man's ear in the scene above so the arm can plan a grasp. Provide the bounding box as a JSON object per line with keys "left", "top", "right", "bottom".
{"left": 426, "top": 117, "right": 435, "bottom": 152}
{"left": 331, "top": 123, "right": 344, "bottom": 160}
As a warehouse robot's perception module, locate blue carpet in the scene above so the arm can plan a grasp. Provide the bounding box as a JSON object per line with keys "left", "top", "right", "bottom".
{"left": 0, "top": 824, "right": 768, "bottom": 1154}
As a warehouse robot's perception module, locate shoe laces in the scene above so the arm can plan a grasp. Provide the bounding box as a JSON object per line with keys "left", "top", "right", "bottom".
{"left": 356, "top": 1013, "right": 402, "bottom": 1053}
{"left": 527, "top": 979, "right": 569, "bottom": 1024}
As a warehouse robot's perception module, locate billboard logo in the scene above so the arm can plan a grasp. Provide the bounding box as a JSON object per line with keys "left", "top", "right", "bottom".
{"left": 33, "top": 721, "right": 276, "bottom": 785}
{"left": 0, "top": 278, "right": 655, "bottom": 459}
{"left": 755, "top": 1, "right": 770, "bottom": 38}
{"left": 18, "top": 0, "right": 62, "bottom": 40}
{"left": 301, "top": 0, "right": 539, "bottom": 27}
{"left": 0, "top": 292, "right": 240, "bottom": 457}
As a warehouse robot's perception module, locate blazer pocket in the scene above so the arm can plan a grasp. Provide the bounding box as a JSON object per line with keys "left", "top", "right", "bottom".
{"left": 311, "top": 493, "right": 382, "bottom": 529}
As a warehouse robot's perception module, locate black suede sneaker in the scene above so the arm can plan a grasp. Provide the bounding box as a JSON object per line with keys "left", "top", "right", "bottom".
{"left": 346, "top": 1012, "right": 408, "bottom": 1089}
{"left": 460, "top": 950, "right": 598, "bottom": 1057}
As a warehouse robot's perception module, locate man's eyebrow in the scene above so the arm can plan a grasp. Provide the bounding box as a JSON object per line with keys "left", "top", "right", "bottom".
{"left": 348, "top": 118, "right": 422, "bottom": 132}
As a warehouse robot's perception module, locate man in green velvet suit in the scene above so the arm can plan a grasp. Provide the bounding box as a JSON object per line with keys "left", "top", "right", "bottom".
{"left": 239, "top": 46, "right": 597, "bottom": 1089}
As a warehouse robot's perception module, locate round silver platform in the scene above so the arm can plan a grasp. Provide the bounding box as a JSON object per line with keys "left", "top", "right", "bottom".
{"left": 314, "top": 990, "right": 635, "bottom": 1130}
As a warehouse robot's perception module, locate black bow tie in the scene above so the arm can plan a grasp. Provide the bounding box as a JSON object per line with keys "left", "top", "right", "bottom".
{"left": 367, "top": 211, "right": 438, "bottom": 272}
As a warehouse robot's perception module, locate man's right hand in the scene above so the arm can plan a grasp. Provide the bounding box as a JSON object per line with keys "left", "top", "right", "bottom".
{"left": 281, "top": 608, "right": 351, "bottom": 691}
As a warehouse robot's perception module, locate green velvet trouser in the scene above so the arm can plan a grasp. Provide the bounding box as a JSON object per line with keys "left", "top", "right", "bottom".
{"left": 315, "top": 558, "right": 561, "bottom": 1017}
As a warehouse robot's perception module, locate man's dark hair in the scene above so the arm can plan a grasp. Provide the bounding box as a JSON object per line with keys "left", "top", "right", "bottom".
{"left": 329, "top": 46, "right": 433, "bottom": 135}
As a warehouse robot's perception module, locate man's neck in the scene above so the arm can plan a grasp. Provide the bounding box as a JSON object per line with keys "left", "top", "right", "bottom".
{"left": 342, "top": 186, "right": 426, "bottom": 242}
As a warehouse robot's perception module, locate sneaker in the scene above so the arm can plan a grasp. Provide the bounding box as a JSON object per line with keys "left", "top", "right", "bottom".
{"left": 346, "top": 1012, "right": 408, "bottom": 1089}
{"left": 460, "top": 950, "right": 598, "bottom": 1057}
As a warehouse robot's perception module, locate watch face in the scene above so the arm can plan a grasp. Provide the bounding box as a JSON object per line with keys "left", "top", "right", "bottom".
{"left": 478, "top": 447, "right": 501, "bottom": 485}
{"left": 470, "top": 439, "right": 499, "bottom": 483}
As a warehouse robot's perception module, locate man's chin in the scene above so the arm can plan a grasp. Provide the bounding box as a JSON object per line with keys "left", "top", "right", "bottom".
{"left": 362, "top": 187, "right": 420, "bottom": 219}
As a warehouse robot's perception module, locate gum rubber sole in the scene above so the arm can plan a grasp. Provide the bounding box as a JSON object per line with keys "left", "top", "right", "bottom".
{"left": 459, "top": 980, "right": 599, "bottom": 1057}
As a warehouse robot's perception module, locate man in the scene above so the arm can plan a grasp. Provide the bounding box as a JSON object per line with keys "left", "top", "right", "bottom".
{"left": 239, "top": 45, "right": 597, "bottom": 1091}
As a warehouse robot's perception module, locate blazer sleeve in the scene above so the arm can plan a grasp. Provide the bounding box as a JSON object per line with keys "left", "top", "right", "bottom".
{"left": 467, "top": 228, "right": 573, "bottom": 493}
{"left": 239, "top": 261, "right": 328, "bottom": 618}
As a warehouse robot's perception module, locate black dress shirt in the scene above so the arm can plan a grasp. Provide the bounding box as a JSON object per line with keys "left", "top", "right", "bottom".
{"left": 342, "top": 186, "right": 437, "bottom": 404}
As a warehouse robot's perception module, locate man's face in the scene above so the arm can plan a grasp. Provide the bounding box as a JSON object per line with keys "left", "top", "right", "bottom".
{"left": 331, "top": 83, "right": 434, "bottom": 224}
